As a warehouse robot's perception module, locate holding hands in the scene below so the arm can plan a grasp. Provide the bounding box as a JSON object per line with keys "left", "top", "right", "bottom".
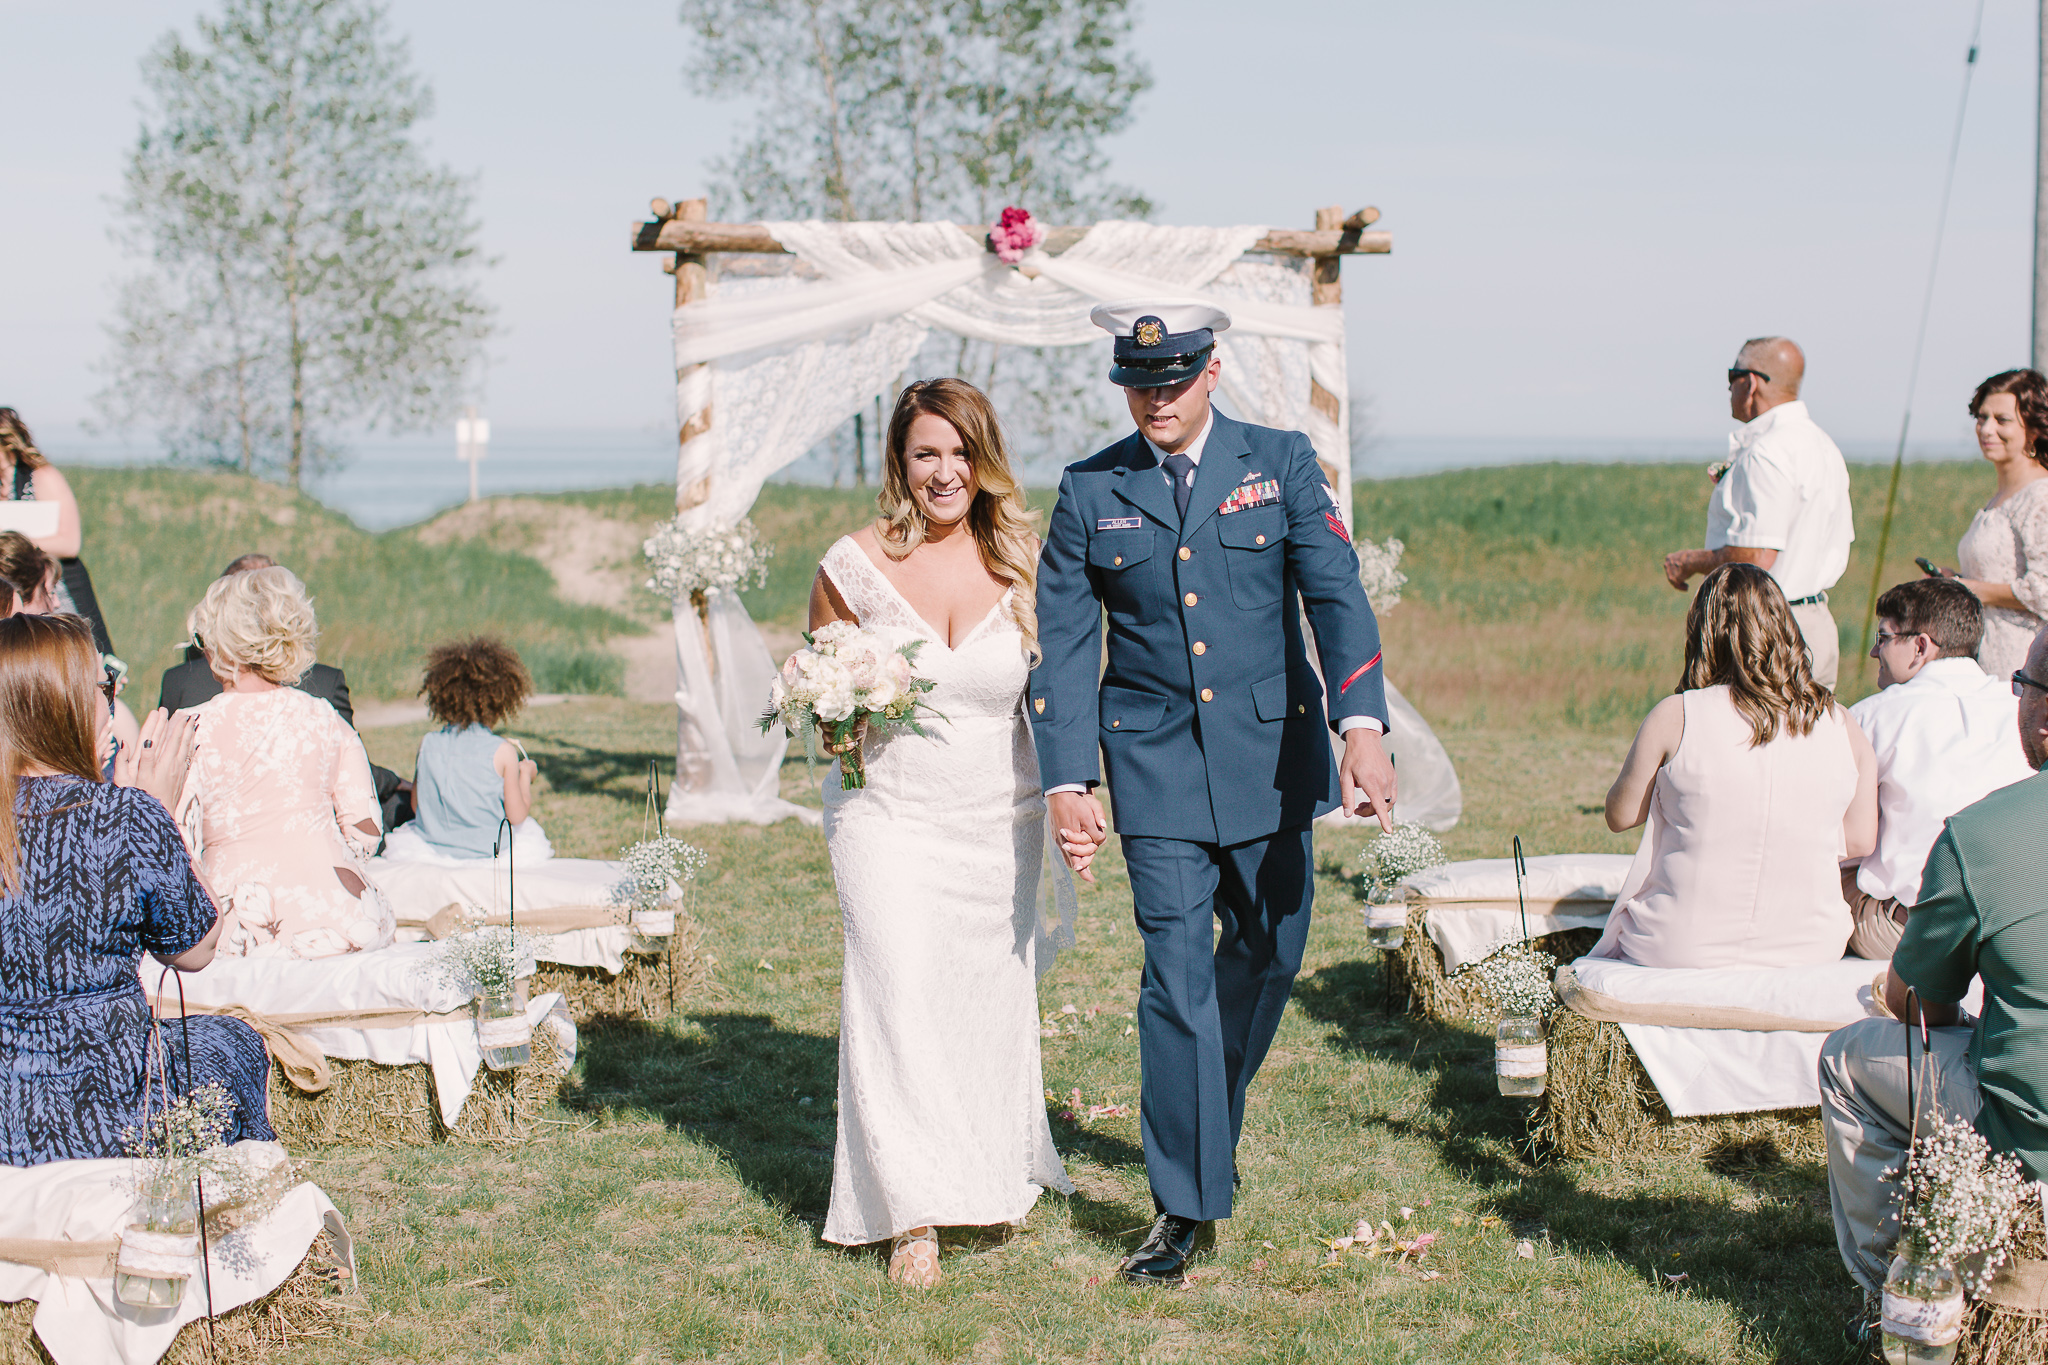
{"left": 1048, "top": 789, "right": 1109, "bottom": 883}
{"left": 113, "top": 707, "right": 200, "bottom": 813}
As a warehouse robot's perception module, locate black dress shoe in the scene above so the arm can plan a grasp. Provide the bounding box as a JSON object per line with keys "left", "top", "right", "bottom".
{"left": 1120, "top": 1213, "right": 1204, "bottom": 1286}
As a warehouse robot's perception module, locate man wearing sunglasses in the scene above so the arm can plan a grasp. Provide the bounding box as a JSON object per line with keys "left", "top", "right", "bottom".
{"left": 1820, "top": 623, "right": 2048, "bottom": 1335}
{"left": 1662, "top": 336, "right": 1854, "bottom": 687}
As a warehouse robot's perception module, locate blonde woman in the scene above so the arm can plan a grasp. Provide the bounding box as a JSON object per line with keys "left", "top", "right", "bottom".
{"left": 806, "top": 378, "right": 1074, "bottom": 1287}
{"left": 1594, "top": 562, "right": 1879, "bottom": 969}
{"left": 184, "top": 566, "right": 392, "bottom": 958}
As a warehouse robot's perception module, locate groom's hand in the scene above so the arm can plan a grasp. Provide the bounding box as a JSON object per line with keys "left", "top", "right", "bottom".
{"left": 1049, "top": 789, "right": 1109, "bottom": 883}
{"left": 1340, "top": 729, "right": 1398, "bottom": 833}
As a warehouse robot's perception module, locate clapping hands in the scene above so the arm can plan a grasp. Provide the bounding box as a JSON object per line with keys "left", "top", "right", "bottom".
{"left": 113, "top": 708, "right": 200, "bottom": 813}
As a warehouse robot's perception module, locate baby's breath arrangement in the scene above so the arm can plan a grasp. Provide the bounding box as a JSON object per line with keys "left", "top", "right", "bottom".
{"left": 1457, "top": 940, "right": 1559, "bottom": 1021}
{"left": 1888, "top": 1114, "right": 2031, "bottom": 1293}
{"left": 121, "top": 1083, "right": 271, "bottom": 1216}
{"left": 644, "top": 516, "right": 772, "bottom": 602}
{"left": 612, "top": 835, "right": 708, "bottom": 918}
{"left": 1354, "top": 536, "right": 1407, "bottom": 611}
{"left": 1359, "top": 821, "right": 1445, "bottom": 900}
{"left": 435, "top": 924, "right": 537, "bottom": 999}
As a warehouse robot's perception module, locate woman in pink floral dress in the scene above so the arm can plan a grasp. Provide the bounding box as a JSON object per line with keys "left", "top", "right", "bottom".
{"left": 183, "top": 566, "right": 392, "bottom": 958}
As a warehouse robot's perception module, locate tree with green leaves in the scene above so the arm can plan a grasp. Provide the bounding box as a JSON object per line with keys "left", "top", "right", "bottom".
{"left": 98, "top": 0, "right": 493, "bottom": 488}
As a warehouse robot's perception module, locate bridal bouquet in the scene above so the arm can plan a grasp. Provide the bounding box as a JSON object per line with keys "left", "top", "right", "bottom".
{"left": 760, "top": 622, "right": 941, "bottom": 789}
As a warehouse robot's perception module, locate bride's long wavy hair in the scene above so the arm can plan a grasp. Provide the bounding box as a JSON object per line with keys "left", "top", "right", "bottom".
{"left": 876, "top": 378, "right": 1042, "bottom": 661}
{"left": 1678, "top": 562, "right": 1833, "bottom": 746}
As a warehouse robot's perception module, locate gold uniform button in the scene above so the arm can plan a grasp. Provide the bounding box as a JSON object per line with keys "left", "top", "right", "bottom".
{"left": 1178, "top": 546, "right": 1191, "bottom": 560}
{"left": 1255, "top": 534, "right": 1267, "bottom": 545}
{"left": 1297, "top": 704, "right": 1306, "bottom": 715}
{"left": 1191, "top": 641, "right": 1207, "bottom": 656}
{"left": 1113, "top": 555, "right": 1123, "bottom": 566}
{"left": 1111, "top": 719, "right": 1120, "bottom": 728}
{"left": 1183, "top": 592, "right": 1198, "bottom": 607}
{"left": 1200, "top": 688, "right": 1214, "bottom": 702}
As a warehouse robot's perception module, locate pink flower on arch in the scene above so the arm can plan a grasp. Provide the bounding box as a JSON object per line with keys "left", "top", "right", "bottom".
{"left": 990, "top": 206, "right": 1046, "bottom": 264}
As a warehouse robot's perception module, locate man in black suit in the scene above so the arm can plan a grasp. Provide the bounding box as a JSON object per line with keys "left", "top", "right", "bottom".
{"left": 159, "top": 553, "right": 408, "bottom": 831}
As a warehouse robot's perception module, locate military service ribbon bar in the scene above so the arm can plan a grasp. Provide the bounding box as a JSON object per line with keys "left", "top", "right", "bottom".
{"left": 1216, "top": 479, "right": 1280, "bottom": 515}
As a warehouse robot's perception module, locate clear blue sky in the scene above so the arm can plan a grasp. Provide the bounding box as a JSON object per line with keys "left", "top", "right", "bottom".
{"left": 3, "top": 0, "right": 2038, "bottom": 451}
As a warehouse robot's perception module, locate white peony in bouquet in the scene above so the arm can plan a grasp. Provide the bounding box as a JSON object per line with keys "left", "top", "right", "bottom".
{"left": 760, "top": 622, "right": 941, "bottom": 789}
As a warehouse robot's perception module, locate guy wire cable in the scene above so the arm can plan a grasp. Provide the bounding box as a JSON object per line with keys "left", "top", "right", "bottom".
{"left": 1861, "top": 0, "right": 1990, "bottom": 664}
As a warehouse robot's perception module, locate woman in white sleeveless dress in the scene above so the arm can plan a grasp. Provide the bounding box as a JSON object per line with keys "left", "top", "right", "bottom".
{"left": 1594, "top": 563, "right": 1878, "bottom": 969}
{"left": 806, "top": 378, "right": 1073, "bottom": 1288}
{"left": 1941, "top": 371, "right": 2048, "bottom": 680}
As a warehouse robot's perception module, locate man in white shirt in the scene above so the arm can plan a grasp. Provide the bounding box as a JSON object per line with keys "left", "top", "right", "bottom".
{"left": 1664, "top": 337, "right": 1854, "bottom": 687}
{"left": 1843, "top": 577, "right": 2033, "bottom": 957}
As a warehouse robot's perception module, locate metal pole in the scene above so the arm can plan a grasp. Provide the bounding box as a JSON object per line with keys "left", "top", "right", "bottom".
{"left": 2036, "top": 0, "right": 2048, "bottom": 371}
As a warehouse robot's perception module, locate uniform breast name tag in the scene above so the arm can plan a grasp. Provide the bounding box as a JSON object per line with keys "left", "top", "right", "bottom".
{"left": 1217, "top": 479, "right": 1280, "bottom": 515}
{"left": 1096, "top": 516, "right": 1142, "bottom": 530}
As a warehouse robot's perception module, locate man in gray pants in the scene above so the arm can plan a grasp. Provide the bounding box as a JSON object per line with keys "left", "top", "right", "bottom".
{"left": 1818, "top": 626, "right": 2048, "bottom": 1323}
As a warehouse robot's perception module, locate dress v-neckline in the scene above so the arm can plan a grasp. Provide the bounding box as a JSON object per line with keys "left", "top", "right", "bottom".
{"left": 844, "top": 539, "right": 1010, "bottom": 652}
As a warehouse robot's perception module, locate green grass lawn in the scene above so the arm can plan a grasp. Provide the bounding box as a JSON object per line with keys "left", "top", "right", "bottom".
{"left": 80, "top": 457, "right": 2004, "bottom": 1361}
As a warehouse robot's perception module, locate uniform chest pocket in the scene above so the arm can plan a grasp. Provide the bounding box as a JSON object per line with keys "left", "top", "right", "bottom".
{"left": 1217, "top": 508, "right": 1286, "bottom": 608}
{"left": 1088, "top": 527, "right": 1164, "bottom": 624}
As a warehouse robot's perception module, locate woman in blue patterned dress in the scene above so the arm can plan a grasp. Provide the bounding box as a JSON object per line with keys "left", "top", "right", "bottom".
{"left": 0, "top": 613, "right": 272, "bottom": 1165}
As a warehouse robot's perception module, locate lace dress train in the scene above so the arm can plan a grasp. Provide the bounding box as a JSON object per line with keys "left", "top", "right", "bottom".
{"left": 817, "top": 537, "right": 1073, "bottom": 1246}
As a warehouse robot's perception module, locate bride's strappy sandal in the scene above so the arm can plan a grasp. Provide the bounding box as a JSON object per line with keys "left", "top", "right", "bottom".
{"left": 886, "top": 1227, "right": 941, "bottom": 1288}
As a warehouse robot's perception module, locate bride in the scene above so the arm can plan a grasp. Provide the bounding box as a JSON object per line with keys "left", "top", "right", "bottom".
{"left": 807, "top": 377, "right": 1074, "bottom": 1287}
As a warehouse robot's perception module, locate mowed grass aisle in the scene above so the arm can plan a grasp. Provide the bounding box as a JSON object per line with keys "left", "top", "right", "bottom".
{"left": 75, "top": 458, "right": 1996, "bottom": 1363}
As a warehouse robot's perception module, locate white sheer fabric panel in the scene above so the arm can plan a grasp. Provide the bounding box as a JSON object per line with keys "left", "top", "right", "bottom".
{"left": 666, "top": 589, "right": 821, "bottom": 827}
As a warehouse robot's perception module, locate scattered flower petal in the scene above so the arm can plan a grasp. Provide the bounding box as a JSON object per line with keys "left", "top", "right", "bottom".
{"left": 1516, "top": 1240, "right": 1536, "bottom": 1260}
{"left": 1399, "top": 1207, "right": 1414, "bottom": 1221}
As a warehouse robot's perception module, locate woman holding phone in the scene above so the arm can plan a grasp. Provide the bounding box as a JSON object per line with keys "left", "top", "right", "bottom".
{"left": 0, "top": 409, "right": 116, "bottom": 660}
{"left": 1932, "top": 371, "right": 2048, "bottom": 679}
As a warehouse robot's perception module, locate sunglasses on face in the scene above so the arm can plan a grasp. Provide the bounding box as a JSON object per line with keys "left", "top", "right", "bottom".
{"left": 1727, "top": 367, "right": 1771, "bottom": 387}
{"left": 2014, "top": 670, "right": 2048, "bottom": 698}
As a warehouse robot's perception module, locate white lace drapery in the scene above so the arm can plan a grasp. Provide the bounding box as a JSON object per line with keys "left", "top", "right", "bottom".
{"left": 664, "top": 220, "right": 1358, "bottom": 826}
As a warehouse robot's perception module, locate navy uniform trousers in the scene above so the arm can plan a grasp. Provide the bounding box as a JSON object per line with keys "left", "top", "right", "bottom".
{"left": 1122, "top": 824, "right": 1313, "bottom": 1221}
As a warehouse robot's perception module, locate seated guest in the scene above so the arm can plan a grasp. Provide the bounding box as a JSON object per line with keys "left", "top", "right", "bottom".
{"left": 1842, "top": 577, "right": 2034, "bottom": 959}
{"left": 184, "top": 566, "right": 393, "bottom": 957}
{"left": 1593, "top": 562, "right": 1878, "bottom": 968}
{"left": 382, "top": 637, "right": 548, "bottom": 864}
{"left": 0, "top": 614, "right": 272, "bottom": 1165}
{"left": 159, "top": 553, "right": 354, "bottom": 724}
{"left": 1819, "top": 624, "right": 2048, "bottom": 1310}
{"left": 0, "top": 532, "right": 142, "bottom": 762}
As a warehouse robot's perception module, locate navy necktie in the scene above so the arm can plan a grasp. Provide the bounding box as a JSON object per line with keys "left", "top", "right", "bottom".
{"left": 1162, "top": 453, "right": 1195, "bottom": 521}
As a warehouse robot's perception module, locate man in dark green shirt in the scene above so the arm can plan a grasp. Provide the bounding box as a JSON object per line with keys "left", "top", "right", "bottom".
{"left": 1818, "top": 626, "right": 2048, "bottom": 1302}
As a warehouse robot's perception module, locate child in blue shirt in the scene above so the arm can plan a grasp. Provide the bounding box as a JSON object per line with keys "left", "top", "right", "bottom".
{"left": 383, "top": 637, "right": 550, "bottom": 863}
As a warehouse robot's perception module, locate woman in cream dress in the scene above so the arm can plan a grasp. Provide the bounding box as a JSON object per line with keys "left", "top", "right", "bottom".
{"left": 1938, "top": 370, "right": 2048, "bottom": 680}
{"left": 183, "top": 567, "right": 392, "bottom": 958}
{"left": 1593, "top": 563, "right": 1878, "bottom": 969}
{"left": 806, "top": 378, "right": 1072, "bottom": 1289}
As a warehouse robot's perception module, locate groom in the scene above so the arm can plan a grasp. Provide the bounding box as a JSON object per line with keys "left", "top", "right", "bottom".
{"left": 1031, "top": 300, "right": 1396, "bottom": 1286}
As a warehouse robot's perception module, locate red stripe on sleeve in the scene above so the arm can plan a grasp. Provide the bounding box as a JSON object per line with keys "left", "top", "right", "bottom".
{"left": 1338, "top": 652, "right": 1382, "bottom": 695}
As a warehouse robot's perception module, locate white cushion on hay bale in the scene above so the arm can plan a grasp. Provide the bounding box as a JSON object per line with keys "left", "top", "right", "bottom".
{"left": 0, "top": 1141, "right": 348, "bottom": 1365}
{"left": 1407, "top": 854, "right": 1633, "bottom": 971}
{"left": 368, "top": 856, "right": 639, "bottom": 972}
{"left": 1559, "top": 955, "right": 1984, "bottom": 1117}
{"left": 142, "top": 945, "right": 576, "bottom": 1127}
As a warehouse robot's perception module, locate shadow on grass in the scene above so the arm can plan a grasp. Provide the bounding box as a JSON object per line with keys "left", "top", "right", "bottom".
{"left": 523, "top": 735, "right": 668, "bottom": 799}
{"left": 568, "top": 1013, "right": 1156, "bottom": 1252}
{"left": 1294, "top": 958, "right": 1864, "bottom": 1365}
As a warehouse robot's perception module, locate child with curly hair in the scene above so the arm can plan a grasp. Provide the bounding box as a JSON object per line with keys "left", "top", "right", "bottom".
{"left": 381, "top": 637, "right": 552, "bottom": 864}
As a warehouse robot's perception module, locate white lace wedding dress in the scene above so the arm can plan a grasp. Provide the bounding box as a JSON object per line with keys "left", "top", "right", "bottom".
{"left": 816, "top": 537, "right": 1075, "bottom": 1246}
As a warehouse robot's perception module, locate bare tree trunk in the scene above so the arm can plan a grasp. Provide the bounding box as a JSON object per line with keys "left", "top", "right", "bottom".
{"left": 282, "top": 79, "right": 305, "bottom": 489}
{"left": 805, "top": 0, "right": 855, "bottom": 221}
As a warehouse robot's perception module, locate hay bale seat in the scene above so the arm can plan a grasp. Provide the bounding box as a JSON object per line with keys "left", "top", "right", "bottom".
{"left": 1956, "top": 1200, "right": 2048, "bottom": 1365}
{"left": 1385, "top": 901, "right": 1604, "bottom": 1023}
{"left": 265, "top": 1025, "right": 573, "bottom": 1149}
{"left": 1530, "top": 1008, "right": 1823, "bottom": 1162}
{"left": 0, "top": 1230, "right": 358, "bottom": 1365}
{"left": 529, "top": 918, "right": 707, "bottom": 1024}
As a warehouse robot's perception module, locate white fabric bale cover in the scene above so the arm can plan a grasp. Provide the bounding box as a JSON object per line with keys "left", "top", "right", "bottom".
{"left": 658, "top": 218, "right": 1443, "bottom": 825}
{"left": 148, "top": 946, "right": 577, "bottom": 1128}
{"left": 0, "top": 1142, "right": 349, "bottom": 1365}
{"left": 1407, "top": 853, "right": 1631, "bottom": 972}
{"left": 367, "top": 855, "right": 641, "bottom": 973}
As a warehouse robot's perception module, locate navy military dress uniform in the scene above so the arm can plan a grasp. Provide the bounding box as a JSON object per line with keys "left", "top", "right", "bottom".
{"left": 1030, "top": 306, "right": 1389, "bottom": 1223}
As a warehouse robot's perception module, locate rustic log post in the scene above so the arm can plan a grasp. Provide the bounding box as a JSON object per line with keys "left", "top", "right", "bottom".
{"left": 668, "top": 198, "right": 717, "bottom": 795}
{"left": 1311, "top": 206, "right": 1352, "bottom": 530}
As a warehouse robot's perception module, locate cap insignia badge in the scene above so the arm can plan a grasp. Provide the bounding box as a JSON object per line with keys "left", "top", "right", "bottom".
{"left": 1134, "top": 319, "right": 1164, "bottom": 348}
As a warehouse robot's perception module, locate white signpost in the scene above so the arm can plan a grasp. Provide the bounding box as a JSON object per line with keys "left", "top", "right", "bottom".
{"left": 456, "top": 406, "right": 490, "bottom": 503}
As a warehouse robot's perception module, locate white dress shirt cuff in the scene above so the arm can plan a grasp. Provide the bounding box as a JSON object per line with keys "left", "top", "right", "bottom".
{"left": 1337, "top": 716, "right": 1385, "bottom": 735}
{"left": 1045, "top": 783, "right": 1092, "bottom": 797}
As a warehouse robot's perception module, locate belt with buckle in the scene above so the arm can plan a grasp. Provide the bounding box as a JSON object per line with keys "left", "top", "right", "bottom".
{"left": 1785, "top": 591, "right": 1828, "bottom": 607}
